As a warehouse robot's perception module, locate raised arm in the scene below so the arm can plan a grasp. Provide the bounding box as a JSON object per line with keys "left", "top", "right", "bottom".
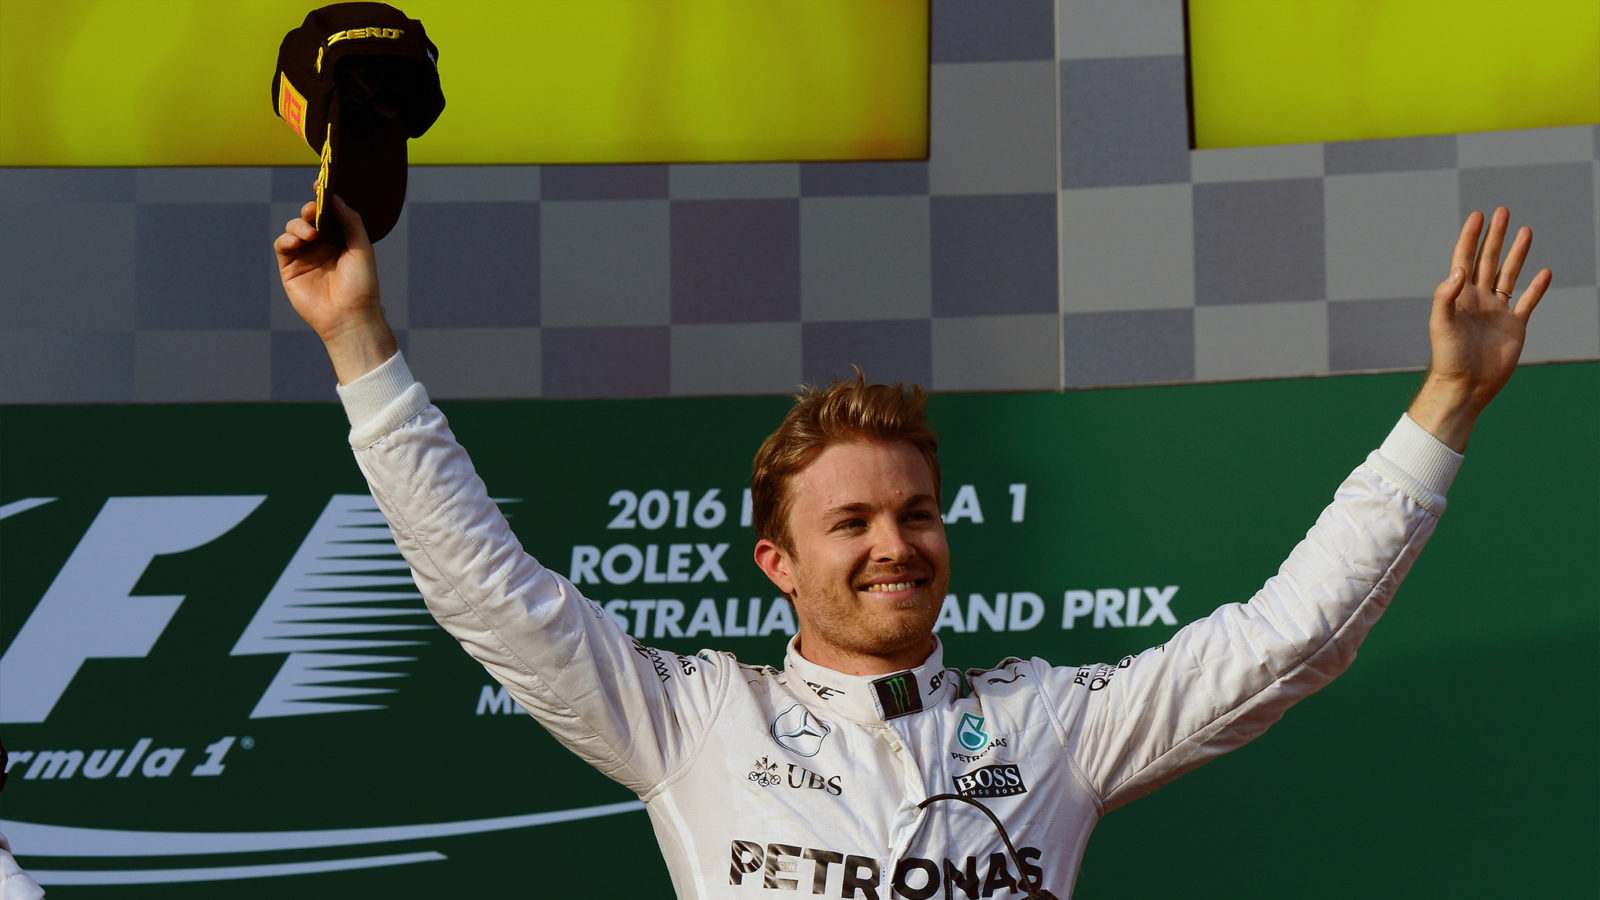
{"left": 1052, "top": 206, "right": 1551, "bottom": 810}
{"left": 274, "top": 195, "right": 397, "bottom": 382}
{"left": 1407, "top": 207, "right": 1551, "bottom": 451}
{"left": 271, "top": 199, "right": 724, "bottom": 793}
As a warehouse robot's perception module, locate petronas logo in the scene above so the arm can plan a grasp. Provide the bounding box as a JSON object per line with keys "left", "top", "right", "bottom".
{"left": 957, "top": 713, "right": 988, "bottom": 752}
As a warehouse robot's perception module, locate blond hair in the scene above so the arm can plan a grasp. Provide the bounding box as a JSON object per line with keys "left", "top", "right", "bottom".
{"left": 750, "top": 369, "right": 940, "bottom": 552}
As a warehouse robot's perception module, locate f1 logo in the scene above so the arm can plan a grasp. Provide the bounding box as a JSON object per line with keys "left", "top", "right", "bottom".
{"left": 0, "top": 496, "right": 264, "bottom": 723}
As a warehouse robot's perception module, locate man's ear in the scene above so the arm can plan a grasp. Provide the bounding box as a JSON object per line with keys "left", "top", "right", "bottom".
{"left": 754, "top": 539, "right": 796, "bottom": 595}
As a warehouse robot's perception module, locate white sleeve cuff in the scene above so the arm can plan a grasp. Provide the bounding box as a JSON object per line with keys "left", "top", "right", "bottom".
{"left": 336, "top": 352, "right": 431, "bottom": 449}
{"left": 1364, "top": 413, "right": 1464, "bottom": 516}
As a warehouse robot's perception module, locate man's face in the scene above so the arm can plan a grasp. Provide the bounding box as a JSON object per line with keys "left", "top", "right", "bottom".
{"left": 754, "top": 439, "right": 950, "bottom": 675}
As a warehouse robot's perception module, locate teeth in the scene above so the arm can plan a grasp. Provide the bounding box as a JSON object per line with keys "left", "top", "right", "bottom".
{"left": 864, "top": 582, "right": 915, "bottom": 592}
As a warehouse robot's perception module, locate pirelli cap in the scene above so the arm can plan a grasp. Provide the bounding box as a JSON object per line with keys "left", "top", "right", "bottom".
{"left": 271, "top": 2, "right": 444, "bottom": 246}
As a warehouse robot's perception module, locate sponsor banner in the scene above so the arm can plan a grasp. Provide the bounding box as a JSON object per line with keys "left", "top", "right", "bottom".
{"left": 0, "top": 0, "right": 927, "bottom": 165}
{"left": 1189, "top": 0, "right": 1600, "bottom": 147}
{"left": 0, "top": 363, "right": 1594, "bottom": 897}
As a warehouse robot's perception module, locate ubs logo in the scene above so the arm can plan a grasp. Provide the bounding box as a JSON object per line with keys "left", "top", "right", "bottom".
{"left": 748, "top": 758, "right": 844, "bottom": 796}
{"left": 769, "top": 704, "right": 830, "bottom": 757}
{"left": 749, "top": 757, "right": 781, "bottom": 787}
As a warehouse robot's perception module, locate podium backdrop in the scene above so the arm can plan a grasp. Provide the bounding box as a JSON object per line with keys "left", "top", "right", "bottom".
{"left": 2, "top": 363, "right": 1594, "bottom": 897}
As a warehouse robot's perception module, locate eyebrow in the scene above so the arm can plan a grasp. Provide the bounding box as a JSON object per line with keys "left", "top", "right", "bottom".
{"left": 820, "top": 494, "right": 938, "bottom": 518}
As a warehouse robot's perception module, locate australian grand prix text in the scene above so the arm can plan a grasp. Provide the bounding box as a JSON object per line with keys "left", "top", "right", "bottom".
{"left": 564, "top": 484, "right": 1178, "bottom": 637}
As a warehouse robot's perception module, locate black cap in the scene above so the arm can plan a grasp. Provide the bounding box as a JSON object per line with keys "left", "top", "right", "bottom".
{"left": 271, "top": 2, "right": 444, "bottom": 245}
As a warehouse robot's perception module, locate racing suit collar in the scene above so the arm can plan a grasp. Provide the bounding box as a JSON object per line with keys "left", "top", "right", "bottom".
{"left": 782, "top": 635, "right": 958, "bottom": 724}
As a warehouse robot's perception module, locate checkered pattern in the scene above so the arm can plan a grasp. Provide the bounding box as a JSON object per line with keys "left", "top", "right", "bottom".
{"left": 1, "top": 0, "right": 1595, "bottom": 403}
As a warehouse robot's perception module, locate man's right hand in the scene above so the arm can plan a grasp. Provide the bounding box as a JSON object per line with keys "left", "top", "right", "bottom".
{"left": 274, "top": 194, "right": 397, "bottom": 384}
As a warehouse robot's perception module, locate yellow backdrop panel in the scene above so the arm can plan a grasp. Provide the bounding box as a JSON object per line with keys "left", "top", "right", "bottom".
{"left": 0, "top": 0, "right": 928, "bottom": 166}
{"left": 1189, "top": 0, "right": 1600, "bottom": 148}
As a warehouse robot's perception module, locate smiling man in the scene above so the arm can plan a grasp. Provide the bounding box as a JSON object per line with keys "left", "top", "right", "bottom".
{"left": 276, "top": 198, "right": 1548, "bottom": 899}
{"left": 751, "top": 380, "right": 950, "bottom": 675}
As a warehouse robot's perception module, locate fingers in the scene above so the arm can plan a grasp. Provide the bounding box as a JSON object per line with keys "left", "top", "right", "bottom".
{"left": 330, "top": 195, "right": 373, "bottom": 253}
{"left": 1473, "top": 207, "right": 1510, "bottom": 287}
{"left": 275, "top": 216, "right": 315, "bottom": 256}
{"left": 1452, "top": 207, "right": 1544, "bottom": 304}
{"left": 274, "top": 205, "right": 329, "bottom": 270}
{"left": 1513, "top": 267, "right": 1553, "bottom": 323}
{"left": 273, "top": 230, "right": 301, "bottom": 267}
{"left": 1433, "top": 266, "right": 1466, "bottom": 318}
{"left": 285, "top": 215, "right": 318, "bottom": 243}
{"left": 1451, "top": 210, "right": 1484, "bottom": 274}
{"left": 1495, "top": 225, "right": 1532, "bottom": 293}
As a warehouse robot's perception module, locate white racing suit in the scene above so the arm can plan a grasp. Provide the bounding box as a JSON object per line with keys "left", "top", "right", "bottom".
{"left": 340, "top": 353, "right": 1461, "bottom": 899}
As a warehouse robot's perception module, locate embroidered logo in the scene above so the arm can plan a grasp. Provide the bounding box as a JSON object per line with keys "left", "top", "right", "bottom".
{"left": 748, "top": 757, "right": 781, "bottom": 787}
{"left": 871, "top": 671, "right": 923, "bottom": 719}
{"left": 953, "top": 763, "right": 1028, "bottom": 798}
{"left": 770, "top": 704, "right": 831, "bottom": 757}
{"left": 956, "top": 713, "right": 988, "bottom": 752}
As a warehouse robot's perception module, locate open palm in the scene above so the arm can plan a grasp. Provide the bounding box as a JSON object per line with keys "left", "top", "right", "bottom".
{"left": 1427, "top": 207, "right": 1551, "bottom": 413}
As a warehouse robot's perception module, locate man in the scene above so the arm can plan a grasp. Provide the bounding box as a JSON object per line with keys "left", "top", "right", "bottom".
{"left": 0, "top": 743, "right": 47, "bottom": 899}
{"left": 275, "top": 197, "right": 1548, "bottom": 898}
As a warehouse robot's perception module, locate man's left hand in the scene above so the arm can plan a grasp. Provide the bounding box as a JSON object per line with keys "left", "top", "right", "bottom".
{"left": 1408, "top": 206, "right": 1551, "bottom": 452}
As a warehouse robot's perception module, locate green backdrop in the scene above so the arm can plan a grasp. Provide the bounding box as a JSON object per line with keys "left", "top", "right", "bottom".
{"left": 2, "top": 362, "right": 1595, "bottom": 897}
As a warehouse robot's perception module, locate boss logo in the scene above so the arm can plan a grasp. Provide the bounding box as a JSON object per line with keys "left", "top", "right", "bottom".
{"left": 953, "top": 763, "right": 1027, "bottom": 798}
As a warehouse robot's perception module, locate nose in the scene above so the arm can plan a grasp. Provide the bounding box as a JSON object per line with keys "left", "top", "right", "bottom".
{"left": 872, "top": 521, "right": 915, "bottom": 563}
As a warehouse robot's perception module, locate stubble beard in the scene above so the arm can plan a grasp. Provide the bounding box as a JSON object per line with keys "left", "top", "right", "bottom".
{"left": 797, "top": 567, "right": 947, "bottom": 663}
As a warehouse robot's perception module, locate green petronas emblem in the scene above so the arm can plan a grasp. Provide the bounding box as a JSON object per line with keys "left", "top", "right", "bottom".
{"left": 957, "top": 713, "right": 988, "bottom": 752}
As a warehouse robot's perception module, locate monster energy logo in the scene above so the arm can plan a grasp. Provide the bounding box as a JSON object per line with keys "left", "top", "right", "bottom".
{"left": 870, "top": 671, "right": 923, "bottom": 719}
